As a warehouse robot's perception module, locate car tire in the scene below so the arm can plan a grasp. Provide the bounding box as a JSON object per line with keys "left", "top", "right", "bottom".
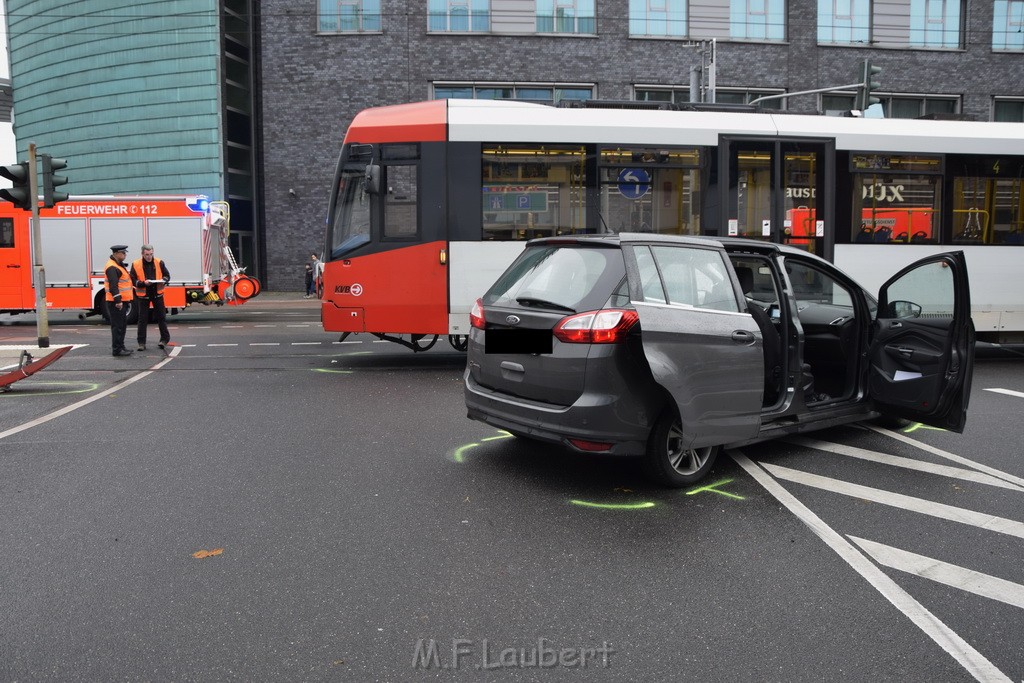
{"left": 642, "top": 408, "right": 719, "bottom": 488}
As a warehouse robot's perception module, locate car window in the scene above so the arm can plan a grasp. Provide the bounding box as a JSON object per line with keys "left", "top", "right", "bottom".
{"left": 785, "top": 259, "right": 854, "bottom": 308}
{"left": 484, "top": 245, "right": 623, "bottom": 312}
{"left": 633, "top": 245, "right": 667, "bottom": 304}
{"left": 650, "top": 246, "right": 739, "bottom": 313}
{"left": 884, "top": 261, "right": 954, "bottom": 318}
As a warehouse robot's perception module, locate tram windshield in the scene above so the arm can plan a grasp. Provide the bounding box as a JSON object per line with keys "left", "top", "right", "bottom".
{"left": 329, "top": 160, "right": 372, "bottom": 258}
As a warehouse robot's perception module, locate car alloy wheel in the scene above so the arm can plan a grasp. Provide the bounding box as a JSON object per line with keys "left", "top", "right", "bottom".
{"left": 643, "top": 408, "right": 720, "bottom": 487}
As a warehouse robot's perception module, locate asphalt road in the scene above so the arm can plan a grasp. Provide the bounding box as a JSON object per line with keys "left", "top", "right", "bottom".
{"left": 1, "top": 296, "right": 1022, "bottom": 681}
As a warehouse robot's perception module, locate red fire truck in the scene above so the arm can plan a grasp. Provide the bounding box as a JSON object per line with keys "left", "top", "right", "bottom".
{"left": 0, "top": 195, "right": 259, "bottom": 318}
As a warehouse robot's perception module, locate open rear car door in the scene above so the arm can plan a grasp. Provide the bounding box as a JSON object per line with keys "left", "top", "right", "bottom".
{"left": 622, "top": 235, "right": 763, "bottom": 448}
{"left": 868, "top": 251, "right": 974, "bottom": 431}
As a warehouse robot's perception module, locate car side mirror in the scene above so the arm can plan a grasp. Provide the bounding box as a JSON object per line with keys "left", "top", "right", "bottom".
{"left": 887, "top": 299, "right": 922, "bottom": 319}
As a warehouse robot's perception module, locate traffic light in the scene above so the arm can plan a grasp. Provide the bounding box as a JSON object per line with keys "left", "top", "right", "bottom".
{"left": 0, "top": 162, "right": 32, "bottom": 210}
{"left": 42, "top": 155, "right": 69, "bottom": 208}
{"left": 856, "top": 59, "right": 883, "bottom": 111}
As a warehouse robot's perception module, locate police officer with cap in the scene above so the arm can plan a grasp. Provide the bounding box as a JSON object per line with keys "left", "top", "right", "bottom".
{"left": 105, "top": 245, "right": 134, "bottom": 357}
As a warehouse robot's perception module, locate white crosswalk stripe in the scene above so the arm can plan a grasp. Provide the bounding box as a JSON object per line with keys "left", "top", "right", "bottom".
{"left": 849, "top": 536, "right": 1024, "bottom": 610}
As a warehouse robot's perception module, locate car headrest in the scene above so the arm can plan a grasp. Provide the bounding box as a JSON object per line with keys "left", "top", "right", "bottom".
{"left": 735, "top": 266, "right": 754, "bottom": 295}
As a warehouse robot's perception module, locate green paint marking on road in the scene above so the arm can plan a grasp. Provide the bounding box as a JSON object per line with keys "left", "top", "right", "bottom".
{"left": 902, "top": 422, "right": 945, "bottom": 433}
{"left": 452, "top": 442, "right": 480, "bottom": 464}
{"left": 481, "top": 432, "right": 513, "bottom": 442}
{"left": 570, "top": 500, "right": 656, "bottom": 510}
{"left": 684, "top": 478, "right": 745, "bottom": 500}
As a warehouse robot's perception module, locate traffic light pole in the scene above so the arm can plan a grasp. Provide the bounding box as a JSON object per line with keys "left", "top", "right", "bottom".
{"left": 28, "top": 143, "right": 49, "bottom": 348}
{"left": 748, "top": 82, "right": 865, "bottom": 106}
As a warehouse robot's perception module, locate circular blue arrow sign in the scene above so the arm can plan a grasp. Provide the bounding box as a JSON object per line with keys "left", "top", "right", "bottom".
{"left": 617, "top": 168, "right": 651, "bottom": 199}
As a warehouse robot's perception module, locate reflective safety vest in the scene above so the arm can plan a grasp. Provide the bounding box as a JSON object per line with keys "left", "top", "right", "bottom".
{"left": 104, "top": 259, "right": 134, "bottom": 302}
{"left": 131, "top": 257, "right": 167, "bottom": 297}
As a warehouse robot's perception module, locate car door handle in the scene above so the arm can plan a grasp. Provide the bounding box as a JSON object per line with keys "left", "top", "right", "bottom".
{"left": 731, "top": 330, "right": 755, "bottom": 344}
{"left": 889, "top": 321, "right": 903, "bottom": 328}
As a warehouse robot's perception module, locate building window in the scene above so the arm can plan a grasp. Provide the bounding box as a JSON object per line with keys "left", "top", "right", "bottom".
{"left": 319, "top": 0, "right": 381, "bottom": 32}
{"left": 716, "top": 87, "right": 785, "bottom": 109}
{"left": 994, "top": 0, "right": 1024, "bottom": 50}
{"left": 822, "top": 92, "right": 857, "bottom": 112}
{"left": 994, "top": 98, "right": 1024, "bottom": 122}
{"left": 818, "top": 0, "right": 870, "bottom": 44}
{"left": 428, "top": 0, "right": 490, "bottom": 31}
{"left": 730, "top": 0, "right": 785, "bottom": 40}
{"left": 882, "top": 95, "right": 959, "bottom": 119}
{"left": 537, "top": 0, "right": 596, "bottom": 34}
{"left": 432, "top": 82, "right": 594, "bottom": 102}
{"left": 634, "top": 86, "right": 784, "bottom": 110}
{"left": 909, "top": 0, "right": 961, "bottom": 48}
{"left": 629, "top": 0, "right": 687, "bottom": 37}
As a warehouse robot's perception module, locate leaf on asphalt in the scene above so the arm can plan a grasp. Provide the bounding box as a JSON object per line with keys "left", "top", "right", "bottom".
{"left": 192, "top": 548, "right": 225, "bottom": 559}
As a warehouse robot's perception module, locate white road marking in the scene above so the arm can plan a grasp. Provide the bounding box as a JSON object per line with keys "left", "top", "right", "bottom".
{"left": 849, "top": 536, "right": 1024, "bottom": 610}
{"left": 730, "top": 450, "right": 1009, "bottom": 683}
{"left": 222, "top": 325, "right": 245, "bottom": 328}
{"left": 250, "top": 343, "right": 280, "bottom": 346}
{"left": 286, "top": 324, "right": 311, "bottom": 328}
{"left": 868, "top": 425, "right": 1024, "bottom": 488}
{"left": 0, "top": 347, "right": 182, "bottom": 441}
{"left": 291, "top": 342, "right": 322, "bottom": 346}
{"left": 983, "top": 387, "right": 1024, "bottom": 399}
{"left": 254, "top": 324, "right": 277, "bottom": 328}
{"left": 761, "top": 462, "right": 1024, "bottom": 540}
{"left": 208, "top": 343, "right": 238, "bottom": 347}
{"left": 333, "top": 341, "right": 362, "bottom": 344}
{"left": 187, "top": 326, "right": 212, "bottom": 329}
{"left": 785, "top": 437, "right": 1024, "bottom": 492}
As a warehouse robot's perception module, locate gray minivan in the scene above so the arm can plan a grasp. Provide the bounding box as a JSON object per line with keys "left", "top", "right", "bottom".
{"left": 464, "top": 234, "right": 974, "bottom": 487}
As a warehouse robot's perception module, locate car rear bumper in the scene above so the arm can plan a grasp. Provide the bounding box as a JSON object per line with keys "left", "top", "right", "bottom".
{"left": 463, "top": 368, "right": 652, "bottom": 456}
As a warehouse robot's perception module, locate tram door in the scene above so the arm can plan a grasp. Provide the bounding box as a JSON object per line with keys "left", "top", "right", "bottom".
{"left": 721, "top": 137, "right": 834, "bottom": 258}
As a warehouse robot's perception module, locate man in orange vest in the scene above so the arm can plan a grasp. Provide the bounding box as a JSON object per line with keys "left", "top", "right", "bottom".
{"left": 105, "top": 245, "right": 134, "bottom": 357}
{"left": 129, "top": 244, "right": 172, "bottom": 351}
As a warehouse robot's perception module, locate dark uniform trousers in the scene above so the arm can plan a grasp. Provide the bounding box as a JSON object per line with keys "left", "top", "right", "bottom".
{"left": 107, "top": 301, "right": 129, "bottom": 354}
{"left": 138, "top": 296, "right": 170, "bottom": 346}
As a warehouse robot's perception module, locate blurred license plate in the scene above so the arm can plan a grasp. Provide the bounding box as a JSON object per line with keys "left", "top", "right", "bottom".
{"left": 485, "top": 329, "right": 552, "bottom": 354}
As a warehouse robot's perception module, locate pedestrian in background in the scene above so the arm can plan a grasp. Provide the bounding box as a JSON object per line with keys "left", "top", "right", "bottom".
{"left": 303, "top": 260, "right": 314, "bottom": 298}
{"left": 105, "top": 245, "right": 134, "bottom": 357}
{"left": 130, "top": 244, "right": 172, "bottom": 351}
{"left": 310, "top": 252, "right": 323, "bottom": 298}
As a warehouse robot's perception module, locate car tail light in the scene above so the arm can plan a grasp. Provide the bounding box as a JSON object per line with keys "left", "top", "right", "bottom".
{"left": 470, "top": 298, "right": 485, "bottom": 329}
{"left": 553, "top": 309, "right": 638, "bottom": 344}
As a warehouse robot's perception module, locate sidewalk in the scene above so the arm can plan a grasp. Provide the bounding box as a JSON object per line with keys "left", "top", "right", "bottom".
{"left": 241, "top": 290, "right": 321, "bottom": 307}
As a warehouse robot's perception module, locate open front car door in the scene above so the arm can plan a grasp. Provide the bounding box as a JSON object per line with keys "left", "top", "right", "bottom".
{"left": 868, "top": 251, "right": 974, "bottom": 432}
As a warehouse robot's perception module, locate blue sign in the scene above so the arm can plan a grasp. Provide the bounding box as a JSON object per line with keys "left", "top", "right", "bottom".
{"left": 617, "top": 168, "right": 651, "bottom": 200}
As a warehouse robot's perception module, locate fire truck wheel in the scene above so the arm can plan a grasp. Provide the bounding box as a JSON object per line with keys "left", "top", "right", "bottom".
{"left": 94, "top": 292, "right": 109, "bottom": 324}
{"left": 126, "top": 302, "right": 139, "bottom": 325}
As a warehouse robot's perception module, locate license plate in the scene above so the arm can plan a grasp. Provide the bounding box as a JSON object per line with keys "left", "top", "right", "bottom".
{"left": 485, "top": 329, "right": 553, "bottom": 354}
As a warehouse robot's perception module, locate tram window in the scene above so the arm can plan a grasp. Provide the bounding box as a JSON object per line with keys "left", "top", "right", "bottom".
{"left": 953, "top": 176, "right": 1024, "bottom": 245}
{"left": 598, "top": 146, "right": 702, "bottom": 236}
{"left": 329, "top": 167, "right": 372, "bottom": 257}
{"left": 851, "top": 173, "right": 939, "bottom": 245}
{"left": 383, "top": 164, "right": 418, "bottom": 239}
{"left": 481, "top": 144, "right": 587, "bottom": 240}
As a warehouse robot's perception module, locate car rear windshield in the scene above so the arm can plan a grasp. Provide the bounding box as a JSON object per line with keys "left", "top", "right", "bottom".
{"left": 483, "top": 244, "right": 626, "bottom": 313}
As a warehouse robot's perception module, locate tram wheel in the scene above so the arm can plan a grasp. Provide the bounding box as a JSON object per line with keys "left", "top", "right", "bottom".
{"left": 410, "top": 334, "right": 439, "bottom": 352}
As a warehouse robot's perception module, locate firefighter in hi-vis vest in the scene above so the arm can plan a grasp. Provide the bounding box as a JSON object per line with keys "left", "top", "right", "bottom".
{"left": 129, "top": 244, "right": 172, "bottom": 351}
{"left": 105, "top": 245, "right": 134, "bottom": 357}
